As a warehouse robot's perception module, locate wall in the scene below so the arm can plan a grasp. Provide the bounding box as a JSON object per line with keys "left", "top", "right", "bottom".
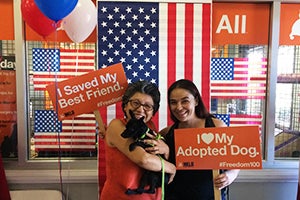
{"left": 9, "top": 183, "right": 98, "bottom": 200}
{"left": 6, "top": 168, "right": 299, "bottom": 200}
{"left": 7, "top": 181, "right": 298, "bottom": 200}
{"left": 230, "top": 182, "right": 298, "bottom": 200}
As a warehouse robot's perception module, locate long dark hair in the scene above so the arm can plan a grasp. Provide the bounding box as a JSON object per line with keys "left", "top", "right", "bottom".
{"left": 168, "top": 79, "right": 212, "bottom": 123}
{"left": 122, "top": 80, "right": 160, "bottom": 116}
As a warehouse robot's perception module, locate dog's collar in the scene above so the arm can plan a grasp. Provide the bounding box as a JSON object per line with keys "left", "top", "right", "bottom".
{"left": 155, "top": 134, "right": 164, "bottom": 140}
{"left": 139, "top": 128, "right": 164, "bottom": 141}
{"left": 140, "top": 128, "right": 149, "bottom": 139}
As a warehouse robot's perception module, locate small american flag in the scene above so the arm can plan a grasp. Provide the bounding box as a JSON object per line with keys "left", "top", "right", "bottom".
{"left": 98, "top": 2, "right": 211, "bottom": 129}
{"left": 215, "top": 113, "right": 262, "bottom": 135}
{"left": 32, "top": 48, "right": 95, "bottom": 91}
{"left": 211, "top": 58, "right": 267, "bottom": 99}
{"left": 34, "top": 110, "right": 96, "bottom": 151}
{"left": 215, "top": 114, "right": 262, "bottom": 127}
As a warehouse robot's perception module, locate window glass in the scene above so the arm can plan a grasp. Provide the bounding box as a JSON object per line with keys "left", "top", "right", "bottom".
{"left": 27, "top": 41, "right": 98, "bottom": 159}
{"left": 0, "top": 40, "right": 17, "bottom": 159}
{"left": 275, "top": 45, "right": 300, "bottom": 159}
{"left": 211, "top": 44, "right": 268, "bottom": 159}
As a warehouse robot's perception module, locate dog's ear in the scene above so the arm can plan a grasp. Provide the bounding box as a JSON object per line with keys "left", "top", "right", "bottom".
{"left": 129, "top": 110, "right": 145, "bottom": 121}
{"left": 129, "top": 110, "right": 136, "bottom": 120}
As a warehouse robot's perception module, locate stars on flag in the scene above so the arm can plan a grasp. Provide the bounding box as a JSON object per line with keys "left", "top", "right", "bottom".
{"left": 98, "top": 2, "right": 159, "bottom": 84}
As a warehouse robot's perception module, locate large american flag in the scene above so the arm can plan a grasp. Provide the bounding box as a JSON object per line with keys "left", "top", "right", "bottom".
{"left": 211, "top": 58, "right": 267, "bottom": 99}
{"left": 98, "top": 1, "right": 211, "bottom": 129}
{"left": 34, "top": 110, "right": 96, "bottom": 151}
{"left": 32, "top": 48, "right": 95, "bottom": 91}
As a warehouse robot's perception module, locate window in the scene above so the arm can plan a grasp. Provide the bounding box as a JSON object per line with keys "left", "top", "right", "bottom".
{"left": 26, "top": 41, "right": 98, "bottom": 159}
{"left": 210, "top": 44, "right": 300, "bottom": 161}
{"left": 275, "top": 46, "right": 300, "bottom": 159}
{"left": 211, "top": 44, "right": 268, "bottom": 159}
{"left": 0, "top": 40, "right": 17, "bottom": 159}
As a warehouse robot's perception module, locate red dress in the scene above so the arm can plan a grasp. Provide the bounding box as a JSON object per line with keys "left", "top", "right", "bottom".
{"left": 100, "top": 119, "right": 161, "bottom": 200}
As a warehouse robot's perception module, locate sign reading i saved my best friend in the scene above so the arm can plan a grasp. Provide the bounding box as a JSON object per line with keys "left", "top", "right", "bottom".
{"left": 46, "top": 63, "right": 128, "bottom": 120}
{"left": 174, "top": 126, "right": 262, "bottom": 170}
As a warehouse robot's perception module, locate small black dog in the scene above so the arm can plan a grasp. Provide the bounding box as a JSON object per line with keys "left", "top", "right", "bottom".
{"left": 121, "top": 110, "right": 170, "bottom": 195}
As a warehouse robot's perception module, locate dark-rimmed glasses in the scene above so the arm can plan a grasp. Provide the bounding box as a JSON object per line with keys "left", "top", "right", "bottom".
{"left": 128, "top": 99, "right": 154, "bottom": 111}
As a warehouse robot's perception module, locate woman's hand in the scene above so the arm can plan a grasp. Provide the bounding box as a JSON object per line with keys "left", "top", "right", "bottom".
{"left": 168, "top": 164, "right": 176, "bottom": 184}
{"left": 144, "top": 132, "right": 170, "bottom": 159}
{"left": 214, "top": 169, "right": 240, "bottom": 190}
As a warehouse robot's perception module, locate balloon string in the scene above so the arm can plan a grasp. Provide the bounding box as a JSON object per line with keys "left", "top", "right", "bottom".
{"left": 76, "top": 48, "right": 79, "bottom": 75}
{"left": 53, "top": 21, "right": 65, "bottom": 200}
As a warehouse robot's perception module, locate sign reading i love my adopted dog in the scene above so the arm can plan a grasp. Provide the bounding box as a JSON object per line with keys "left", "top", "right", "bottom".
{"left": 46, "top": 63, "right": 128, "bottom": 120}
{"left": 174, "top": 126, "right": 262, "bottom": 170}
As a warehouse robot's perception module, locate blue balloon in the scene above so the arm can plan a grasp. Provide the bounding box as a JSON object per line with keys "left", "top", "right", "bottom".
{"left": 34, "top": 0, "right": 78, "bottom": 22}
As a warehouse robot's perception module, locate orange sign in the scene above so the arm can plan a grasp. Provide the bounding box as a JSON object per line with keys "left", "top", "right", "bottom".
{"left": 0, "top": 1, "right": 14, "bottom": 40}
{"left": 0, "top": 70, "right": 17, "bottom": 144}
{"left": 46, "top": 63, "right": 128, "bottom": 120}
{"left": 174, "top": 126, "right": 262, "bottom": 170}
{"left": 280, "top": 4, "right": 300, "bottom": 45}
{"left": 212, "top": 3, "right": 270, "bottom": 45}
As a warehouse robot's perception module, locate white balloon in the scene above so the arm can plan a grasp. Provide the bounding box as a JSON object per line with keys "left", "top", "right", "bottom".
{"left": 62, "top": 0, "right": 97, "bottom": 43}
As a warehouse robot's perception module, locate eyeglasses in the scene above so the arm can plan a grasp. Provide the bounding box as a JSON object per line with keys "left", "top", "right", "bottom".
{"left": 128, "top": 99, "right": 154, "bottom": 111}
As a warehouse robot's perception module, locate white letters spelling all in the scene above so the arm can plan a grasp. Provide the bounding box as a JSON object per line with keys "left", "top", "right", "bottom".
{"left": 216, "top": 15, "right": 246, "bottom": 34}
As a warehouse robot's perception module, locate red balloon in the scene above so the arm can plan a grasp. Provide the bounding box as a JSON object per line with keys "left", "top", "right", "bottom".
{"left": 21, "top": 0, "right": 59, "bottom": 37}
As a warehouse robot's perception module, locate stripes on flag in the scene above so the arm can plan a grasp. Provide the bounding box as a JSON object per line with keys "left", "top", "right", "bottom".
{"left": 97, "top": 2, "right": 211, "bottom": 130}
{"left": 34, "top": 110, "right": 96, "bottom": 151}
{"left": 32, "top": 48, "right": 95, "bottom": 91}
{"left": 211, "top": 58, "right": 267, "bottom": 99}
